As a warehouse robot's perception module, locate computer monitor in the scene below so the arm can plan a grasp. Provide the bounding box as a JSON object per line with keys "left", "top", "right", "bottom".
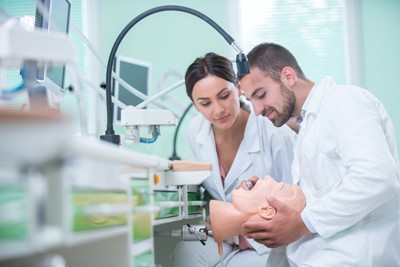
{"left": 34, "top": 0, "right": 71, "bottom": 96}
{"left": 113, "top": 56, "right": 151, "bottom": 123}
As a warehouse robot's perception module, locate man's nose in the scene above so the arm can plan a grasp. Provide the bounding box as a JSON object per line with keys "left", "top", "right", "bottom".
{"left": 252, "top": 101, "right": 263, "bottom": 116}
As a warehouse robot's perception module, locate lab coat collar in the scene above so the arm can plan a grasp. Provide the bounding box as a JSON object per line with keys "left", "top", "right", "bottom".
{"left": 194, "top": 117, "right": 213, "bottom": 146}
{"left": 193, "top": 112, "right": 259, "bottom": 153}
{"left": 242, "top": 112, "right": 261, "bottom": 153}
{"left": 193, "top": 112, "right": 260, "bottom": 195}
{"left": 300, "top": 76, "right": 335, "bottom": 120}
{"left": 194, "top": 120, "right": 226, "bottom": 200}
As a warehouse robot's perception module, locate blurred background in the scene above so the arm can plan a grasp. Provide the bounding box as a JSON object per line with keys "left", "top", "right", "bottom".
{"left": 1, "top": 0, "right": 399, "bottom": 157}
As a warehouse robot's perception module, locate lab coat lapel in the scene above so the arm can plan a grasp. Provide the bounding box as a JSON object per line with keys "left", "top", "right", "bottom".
{"left": 194, "top": 121, "right": 227, "bottom": 201}
{"left": 298, "top": 76, "right": 335, "bottom": 142}
{"left": 295, "top": 76, "right": 334, "bottom": 186}
{"left": 223, "top": 114, "right": 260, "bottom": 191}
{"left": 223, "top": 147, "right": 253, "bottom": 191}
{"left": 304, "top": 76, "right": 335, "bottom": 117}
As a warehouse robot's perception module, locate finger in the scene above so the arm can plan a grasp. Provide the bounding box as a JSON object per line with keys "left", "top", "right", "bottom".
{"left": 266, "top": 196, "right": 285, "bottom": 210}
{"left": 240, "top": 176, "right": 259, "bottom": 190}
{"left": 235, "top": 180, "right": 250, "bottom": 190}
{"left": 236, "top": 179, "right": 256, "bottom": 190}
{"left": 242, "top": 220, "right": 269, "bottom": 230}
{"left": 253, "top": 238, "right": 282, "bottom": 248}
{"left": 245, "top": 231, "right": 270, "bottom": 241}
{"left": 248, "top": 176, "right": 259, "bottom": 184}
{"left": 253, "top": 238, "right": 275, "bottom": 248}
{"left": 253, "top": 238, "right": 269, "bottom": 246}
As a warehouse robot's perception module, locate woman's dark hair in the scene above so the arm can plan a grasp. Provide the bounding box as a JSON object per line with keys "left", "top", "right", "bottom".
{"left": 185, "top": 52, "right": 237, "bottom": 101}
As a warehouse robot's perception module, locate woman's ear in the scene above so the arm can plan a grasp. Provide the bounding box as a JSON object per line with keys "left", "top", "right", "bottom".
{"left": 258, "top": 202, "right": 276, "bottom": 220}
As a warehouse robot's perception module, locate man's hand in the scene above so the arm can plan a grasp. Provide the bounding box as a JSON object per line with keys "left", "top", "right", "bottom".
{"left": 242, "top": 196, "right": 310, "bottom": 248}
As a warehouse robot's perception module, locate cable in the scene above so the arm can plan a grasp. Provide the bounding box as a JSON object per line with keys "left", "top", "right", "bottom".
{"left": 70, "top": 24, "right": 177, "bottom": 112}
{"left": 0, "top": 66, "right": 26, "bottom": 100}
{"left": 101, "top": 5, "right": 249, "bottom": 145}
{"left": 169, "top": 103, "right": 193, "bottom": 160}
{"left": 0, "top": 82, "right": 25, "bottom": 100}
{"left": 140, "top": 125, "right": 160, "bottom": 144}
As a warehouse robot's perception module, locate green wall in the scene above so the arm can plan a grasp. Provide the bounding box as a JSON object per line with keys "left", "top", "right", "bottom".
{"left": 360, "top": 0, "right": 400, "bottom": 154}
{"left": 96, "top": 0, "right": 232, "bottom": 160}
{"left": 3, "top": 0, "right": 398, "bottom": 157}
{"left": 96, "top": 0, "right": 400, "bottom": 158}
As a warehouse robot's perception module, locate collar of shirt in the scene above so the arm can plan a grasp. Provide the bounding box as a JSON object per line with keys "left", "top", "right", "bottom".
{"left": 297, "top": 81, "right": 319, "bottom": 126}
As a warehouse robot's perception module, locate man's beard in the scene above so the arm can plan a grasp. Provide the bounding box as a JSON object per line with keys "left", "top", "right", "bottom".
{"left": 271, "top": 84, "right": 296, "bottom": 127}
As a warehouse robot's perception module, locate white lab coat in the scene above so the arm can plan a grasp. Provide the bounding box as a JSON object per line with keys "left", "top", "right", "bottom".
{"left": 188, "top": 111, "right": 296, "bottom": 255}
{"left": 287, "top": 76, "right": 400, "bottom": 266}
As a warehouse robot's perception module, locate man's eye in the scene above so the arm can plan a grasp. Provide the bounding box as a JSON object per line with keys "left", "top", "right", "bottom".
{"left": 256, "top": 92, "right": 266, "bottom": 99}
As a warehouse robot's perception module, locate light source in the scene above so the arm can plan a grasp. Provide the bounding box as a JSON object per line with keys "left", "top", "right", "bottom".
{"left": 100, "top": 5, "right": 250, "bottom": 145}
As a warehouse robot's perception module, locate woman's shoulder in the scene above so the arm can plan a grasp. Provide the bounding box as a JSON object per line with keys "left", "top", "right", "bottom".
{"left": 252, "top": 114, "right": 297, "bottom": 140}
{"left": 188, "top": 114, "right": 208, "bottom": 131}
{"left": 187, "top": 115, "right": 213, "bottom": 145}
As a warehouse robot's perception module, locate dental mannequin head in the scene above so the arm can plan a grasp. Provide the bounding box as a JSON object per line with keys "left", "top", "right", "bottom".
{"left": 209, "top": 176, "right": 306, "bottom": 255}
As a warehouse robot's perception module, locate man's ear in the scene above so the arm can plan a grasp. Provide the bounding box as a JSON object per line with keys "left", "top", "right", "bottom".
{"left": 257, "top": 202, "right": 276, "bottom": 220}
{"left": 237, "top": 83, "right": 243, "bottom": 97}
{"left": 280, "top": 67, "right": 297, "bottom": 87}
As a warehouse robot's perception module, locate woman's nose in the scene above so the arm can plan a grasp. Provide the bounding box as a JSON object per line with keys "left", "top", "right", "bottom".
{"left": 214, "top": 102, "right": 224, "bottom": 114}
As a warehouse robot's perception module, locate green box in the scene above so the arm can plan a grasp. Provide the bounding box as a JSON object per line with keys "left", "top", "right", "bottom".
{"left": 132, "top": 213, "right": 151, "bottom": 242}
{"left": 154, "top": 190, "right": 179, "bottom": 219}
{"left": 133, "top": 251, "right": 154, "bottom": 267}
{"left": 72, "top": 190, "right": 128, "bottom": 232}
{"left": 188, "top": 192, "right": 203, "bottom": 215}
{"left": 0, "top": 185, "right": 28, "bottom": 240}
{"left": 131, "top": 179, "right": 151, "bottom": 241}
{"left": 131, "top": 179, "right": 150, "bottom": 206}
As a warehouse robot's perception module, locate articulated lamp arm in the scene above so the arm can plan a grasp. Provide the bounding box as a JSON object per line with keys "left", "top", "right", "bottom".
{"left": 100, "top": 5, "right": 249, "bottom": 145}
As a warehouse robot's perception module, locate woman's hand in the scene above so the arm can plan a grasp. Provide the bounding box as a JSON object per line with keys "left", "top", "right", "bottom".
{"left": 236, "top": 176, "right": 260, "bottom": 190}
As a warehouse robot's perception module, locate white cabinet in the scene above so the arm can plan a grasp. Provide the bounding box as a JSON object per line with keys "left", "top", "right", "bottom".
{"left": 0, "top": 136, "right": 208, "bottom": 267}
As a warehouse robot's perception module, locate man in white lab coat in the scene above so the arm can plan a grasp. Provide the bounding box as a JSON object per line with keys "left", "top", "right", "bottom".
{"left": 239, "top": 42, "right": 400, "bottom": 266}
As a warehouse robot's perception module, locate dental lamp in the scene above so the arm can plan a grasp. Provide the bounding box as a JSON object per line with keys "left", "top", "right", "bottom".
{"left": 100, "top": 5, "right": 250, "bottom": 145}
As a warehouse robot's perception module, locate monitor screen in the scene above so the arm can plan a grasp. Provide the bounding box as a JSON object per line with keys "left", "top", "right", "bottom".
{"left": 113, "top": 56, "right": 151, "bottom": 122}
{"left": 35, "top": 0, "right": 71, "bottom": 95}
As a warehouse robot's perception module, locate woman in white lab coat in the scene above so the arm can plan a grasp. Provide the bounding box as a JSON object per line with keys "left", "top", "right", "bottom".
{"left": 173, "top": 52, "right": 296, "bottom": 267}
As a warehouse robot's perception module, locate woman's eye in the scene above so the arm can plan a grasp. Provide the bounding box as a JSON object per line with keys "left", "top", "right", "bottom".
{"left": 201, "top": 102, "right": 211, "bottom": 107}
{"left": 220, "top": 93, "right": 230, "bottom": 100}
